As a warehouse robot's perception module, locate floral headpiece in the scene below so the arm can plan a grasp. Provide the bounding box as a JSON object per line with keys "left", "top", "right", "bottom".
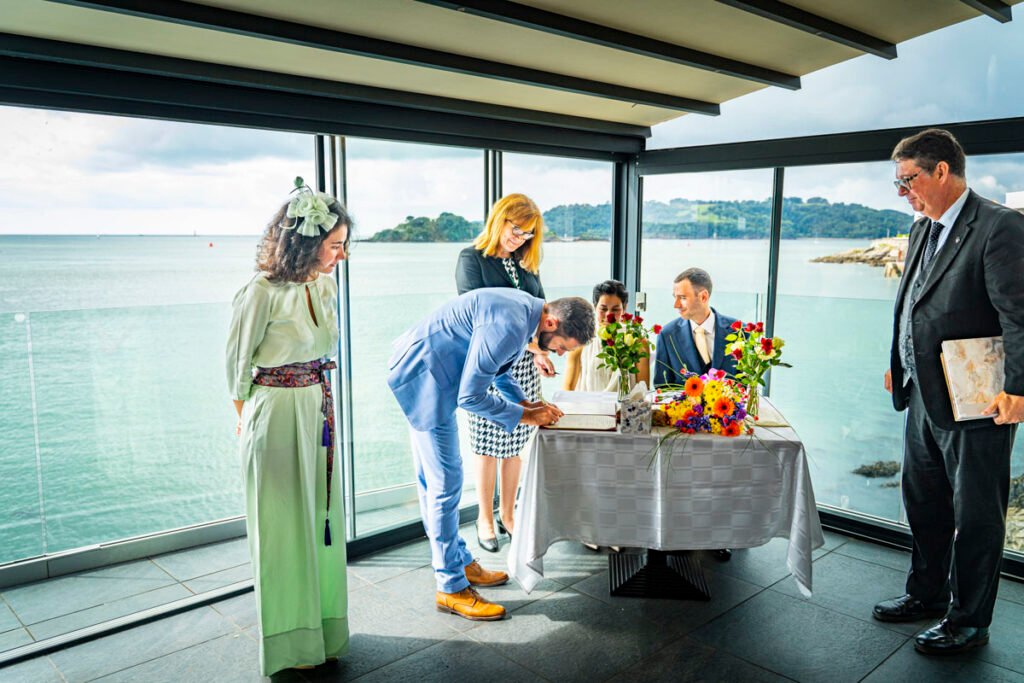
{"left": 280, "top": 176, "right": 339, "bottom": 238}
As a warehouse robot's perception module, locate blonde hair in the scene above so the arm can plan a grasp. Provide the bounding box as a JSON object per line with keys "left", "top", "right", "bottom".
{"left": 473, "top": 193, "right": 544, "bottom": 273}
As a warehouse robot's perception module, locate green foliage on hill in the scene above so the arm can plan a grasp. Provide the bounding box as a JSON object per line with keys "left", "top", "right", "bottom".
{"left": 367, "top": 212, "right": 482, "bottom": 242}
{"left": 368, "top": 198, "right": 913, "bottom": 241}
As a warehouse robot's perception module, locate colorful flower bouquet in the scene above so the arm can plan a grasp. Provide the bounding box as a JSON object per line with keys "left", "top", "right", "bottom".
{"left": 596, "top": 311, "right": 657, "bottom": 399}
{"left": 655, "top": 369, "right": 749, "bottom": 437}
{"left": 723, "top": 320, "right": 791, "bottom": 420}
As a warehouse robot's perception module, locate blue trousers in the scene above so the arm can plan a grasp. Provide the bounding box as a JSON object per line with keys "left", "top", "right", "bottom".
{"left": 409, "top": 413, "right": 473, "bottom": 593}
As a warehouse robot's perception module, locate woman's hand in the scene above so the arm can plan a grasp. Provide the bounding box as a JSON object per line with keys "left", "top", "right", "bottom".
{"left": 526, "top": 341, "right": 556, "bottom": 377}
{"left": 233, "top": 400, "right": 245, "bottom": 436}
{"left": 532, "top": 352, "right": 556, "bottom": 377}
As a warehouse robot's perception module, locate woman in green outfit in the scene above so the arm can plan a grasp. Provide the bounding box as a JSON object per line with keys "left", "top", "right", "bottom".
{"left": 226, "top": 179, "right": 352, "bottom": 675}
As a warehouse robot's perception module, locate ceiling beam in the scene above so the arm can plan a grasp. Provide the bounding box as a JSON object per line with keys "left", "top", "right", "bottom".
{"left": 958, "top": 0, "right": 1013, "bottom": 23}
{"left": 0, "top": 33, "right": 650, "bottom": 138}
{"left": 638, "top": 115, "right": 1024, "bottom": 174}
{"left": 414, "top": 0, "right": 801, "bottom": 90}
{"left": 715, "top": 0, "right": 897, "bottom": 59}
{"left": 0, "top": 56, "right": 645, "bottom": 156}
{"left": 49, "top": 0, "right": 720, "bottom": 115}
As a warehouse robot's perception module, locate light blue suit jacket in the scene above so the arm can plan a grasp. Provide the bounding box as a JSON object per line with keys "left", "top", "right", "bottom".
{"left": 387, "top": 288, "right": 544, "bottom": 433}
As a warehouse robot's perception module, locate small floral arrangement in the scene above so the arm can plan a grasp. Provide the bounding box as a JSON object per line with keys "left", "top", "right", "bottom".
{"left": 658, "top": 369, "right": 749, "bottom": 437}
{"left": 723, "top": 320, "right": 790, "bottom": 419}
{"left": 281, "top": 176, "right": 339, "bottom": 237}
{"left": 596, "top": 312, "right": 656, "bottom": 397}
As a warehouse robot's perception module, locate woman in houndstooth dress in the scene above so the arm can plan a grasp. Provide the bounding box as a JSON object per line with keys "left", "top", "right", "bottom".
{"left": 455, "top": 193, "right": 553, "bottom": 551}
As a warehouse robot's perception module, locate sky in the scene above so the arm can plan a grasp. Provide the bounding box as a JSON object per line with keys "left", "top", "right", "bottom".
{"left": 2, "top": 11, "right": 1023, "bottom": 235}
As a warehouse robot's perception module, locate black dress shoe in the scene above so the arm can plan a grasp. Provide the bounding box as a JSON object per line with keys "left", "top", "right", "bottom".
{"left": 873, "top": 594, "right": 947, "bottom": 623}
{"left": 476, "top": 525, "right": 499, "bottom": 553}
{"left": 914, "top": 619, "right": 989, "bottom": 655}
{"left": 713, "top": 548, "right": 732, "bottom": 561}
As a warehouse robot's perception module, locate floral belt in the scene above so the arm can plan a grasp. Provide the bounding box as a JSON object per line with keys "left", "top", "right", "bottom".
{"left": 253, "top": 358, "right": 338, "bottom": 546}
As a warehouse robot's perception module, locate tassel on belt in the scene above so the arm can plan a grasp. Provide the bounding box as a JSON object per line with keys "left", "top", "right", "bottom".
{"left": 253, "top": 358, "right": 338, "bottom": 546}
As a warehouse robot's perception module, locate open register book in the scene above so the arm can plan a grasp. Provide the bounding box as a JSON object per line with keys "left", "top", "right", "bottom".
{"left": 939, "top": 336, "right": 1004, "bottom": 421}
{"left": 542, "top": 390, "right": 617, "bottom": 431}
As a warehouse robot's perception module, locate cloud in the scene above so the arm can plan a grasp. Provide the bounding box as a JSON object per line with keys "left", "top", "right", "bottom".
{"left": 503, "top": 153, "right": 612, "bottom": 209}
{"left": 82, "top": 118, "right": 311, "bottom": 171}
{"left": 3, "top": 12, "right": 1024, "bottom": 236}
{"left": 648, "top": 14, "right": 1024, "bottom": 150}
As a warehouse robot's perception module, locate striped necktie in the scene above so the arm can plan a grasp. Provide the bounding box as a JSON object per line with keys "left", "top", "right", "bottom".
{"left": 922, "top": 220, "right": 944, "bottom": 269}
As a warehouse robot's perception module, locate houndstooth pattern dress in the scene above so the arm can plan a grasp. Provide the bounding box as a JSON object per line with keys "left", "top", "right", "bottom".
{"left": 468, "top": 258, "right": 541, "bottom": 459}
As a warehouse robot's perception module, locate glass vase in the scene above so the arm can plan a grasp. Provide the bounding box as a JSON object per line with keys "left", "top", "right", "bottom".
{"left": 616, "top": 369, "right": 631, "bottom": 401}
{"left": 746, "top": 385, "right": 760, "bottom": 423}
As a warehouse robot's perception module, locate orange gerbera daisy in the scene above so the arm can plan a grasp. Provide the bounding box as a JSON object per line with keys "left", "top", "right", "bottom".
{"left": 722, "top": 421, "right": 742, "bottom": 437}
{"left": 684, "top": 375, "right": 704, "bottom": 397}
{"left": 712, "top": 397, "right": 735, "bottom": 418}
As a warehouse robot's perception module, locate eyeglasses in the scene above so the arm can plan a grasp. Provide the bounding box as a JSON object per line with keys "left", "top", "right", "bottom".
{"left": 507, "top": 220, "right": 535, "bottom": 240}
{"left": 893, "top": 171, "right": 922, "bottom": 192}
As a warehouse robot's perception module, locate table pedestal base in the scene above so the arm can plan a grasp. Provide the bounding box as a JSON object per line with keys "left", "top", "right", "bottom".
{"left": 608, "top": 549, "right": 711, "bottom": 601}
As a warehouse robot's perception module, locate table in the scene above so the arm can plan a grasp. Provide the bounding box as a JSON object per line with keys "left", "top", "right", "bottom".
{"left": 508, "top": 410, "right": 824, "bottom": 598}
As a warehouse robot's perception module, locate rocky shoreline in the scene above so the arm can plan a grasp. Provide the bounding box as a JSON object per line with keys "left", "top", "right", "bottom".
{"left": 813, "top": 237, "right": 909, "bottom": 276}
{"left": 848, "top": 468, "right": 1023, "bottom": 551}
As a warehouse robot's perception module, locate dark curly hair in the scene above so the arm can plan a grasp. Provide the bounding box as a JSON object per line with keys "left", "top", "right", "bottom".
{"left": 592, "top": 279, "right": 628, "bottom": 306}
{"left": 256, "top": 196, "right": 353, "bottom": 283}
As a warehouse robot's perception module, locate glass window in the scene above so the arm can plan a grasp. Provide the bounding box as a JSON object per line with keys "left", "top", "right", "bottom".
{"left": 648, "top": 17, "right": 1024, "bottom": 150}
{"left": 640, "top": 169, "right": 773, "bottom": 352}
{"left": 502, "top": 153, "right": 613, "bottom": 396}
{"left": 343, "top": 138, "right": 484, "bottom": 536}
{"left": 0, "top": 105, "right": 314, "bottom": 647}
{"left": 773, "top": 157, "right": 1024, "bottom": 560}
{"left": 772, "top": 161, "right": 911, "bottom": 522}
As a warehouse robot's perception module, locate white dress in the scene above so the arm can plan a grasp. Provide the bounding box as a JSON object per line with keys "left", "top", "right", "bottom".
{"left": 575, "top": 335, "right": 637, "bottom": 393}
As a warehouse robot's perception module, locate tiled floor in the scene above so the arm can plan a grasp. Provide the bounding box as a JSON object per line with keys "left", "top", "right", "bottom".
{"left": 0, "top": 536, "right": 253, "bottom": 659}
{"left": 2, "top": 527, "right": 1024, "bottom": 682}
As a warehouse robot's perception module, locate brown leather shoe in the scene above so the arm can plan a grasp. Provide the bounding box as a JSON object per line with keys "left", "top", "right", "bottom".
{"left": 465, "top": 560, "right": 509, "bottom": 587}
{"left": 436, "top": 587, "right": 506, "bottom": 621}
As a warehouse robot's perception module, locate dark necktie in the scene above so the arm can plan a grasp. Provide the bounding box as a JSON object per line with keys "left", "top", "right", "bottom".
{"left": 922, "top": 220, "right": 944, "bottom": 269}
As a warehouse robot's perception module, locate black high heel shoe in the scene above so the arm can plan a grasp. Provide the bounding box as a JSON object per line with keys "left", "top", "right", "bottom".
{"left": 495, "top": 514, "right": 511, "bottom": 539}
{"left": 476, "top": 521, "right": 499, "bottom": 553}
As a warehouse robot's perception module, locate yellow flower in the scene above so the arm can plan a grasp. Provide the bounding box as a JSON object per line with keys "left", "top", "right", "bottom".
{"left": 598, "top": 326, "right": 611, "bottom": 340}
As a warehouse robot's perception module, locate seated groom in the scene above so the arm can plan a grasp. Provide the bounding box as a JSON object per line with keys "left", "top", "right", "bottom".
{"left": 654, "top": 267, "right": 739, "bottom": 386}
{"left": 654, "top": 268, "right": 740, "bottom": 561}
{"left": 387, "top": 287, "right": 594, "bottom": 621}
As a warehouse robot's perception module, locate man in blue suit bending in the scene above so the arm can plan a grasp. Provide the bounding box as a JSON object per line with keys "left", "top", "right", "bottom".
{"left": 387, "top": 288, "right": 594, "bottom": 621}
{"left": 653, "top": 267, "right": 739, "bottom": 386}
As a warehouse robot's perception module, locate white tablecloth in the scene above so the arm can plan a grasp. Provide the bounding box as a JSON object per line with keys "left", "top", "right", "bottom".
{"left": 508, "top": 417, "right": 824, "bottom": 596}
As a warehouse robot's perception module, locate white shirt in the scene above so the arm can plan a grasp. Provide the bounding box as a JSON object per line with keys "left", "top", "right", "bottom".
{"left": 689, "top": 310, "right": 716, "bottom": 357}
{"left": 931, "top": 187, "right": 970, "bottom": 255}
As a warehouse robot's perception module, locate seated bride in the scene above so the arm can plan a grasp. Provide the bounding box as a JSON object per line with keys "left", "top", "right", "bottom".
{"left": 563, "top": 279, "right": 650, "bottom": 392}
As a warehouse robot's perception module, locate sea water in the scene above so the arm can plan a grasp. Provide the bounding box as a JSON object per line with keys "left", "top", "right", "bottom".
{"left": 1, "top": 236, "right": 1020, "bottom": 564}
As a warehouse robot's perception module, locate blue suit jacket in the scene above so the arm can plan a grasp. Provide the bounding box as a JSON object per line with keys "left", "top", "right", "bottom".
{"left": 387, "top": 288, "right": 544, "bottom": 433}
{"left": 653, "top": 308, "right": 739, "bottom": 386}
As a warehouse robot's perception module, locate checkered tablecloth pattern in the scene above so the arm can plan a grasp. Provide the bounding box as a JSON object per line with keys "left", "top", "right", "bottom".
{"left": 509, "top": 417, "right": 824, "bottom": 596}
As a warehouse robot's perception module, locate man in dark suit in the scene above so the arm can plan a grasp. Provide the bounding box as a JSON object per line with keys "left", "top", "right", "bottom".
{"left": 652, "top": 267, "right": 739, "bottom": 562}
{"left": 874, "top": 128, "right": 1024, "bottom": 655}
{"left": 653, "top": 267, "right": 739, "bottom": 386}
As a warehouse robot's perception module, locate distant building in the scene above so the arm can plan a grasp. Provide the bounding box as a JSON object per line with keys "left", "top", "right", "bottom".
{"left": 1006, "top": 191, "right": 1024, "bottom": 213}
